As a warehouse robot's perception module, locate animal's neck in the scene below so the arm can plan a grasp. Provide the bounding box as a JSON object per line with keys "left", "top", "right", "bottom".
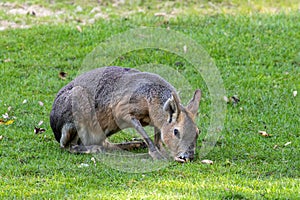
{"left": 147, "top": 101, "right": 168, "bottom": 129}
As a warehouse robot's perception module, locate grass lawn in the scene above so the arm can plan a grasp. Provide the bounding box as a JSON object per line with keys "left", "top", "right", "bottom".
{"left": 0, "top": 0, "right": 300, "bottom": 199}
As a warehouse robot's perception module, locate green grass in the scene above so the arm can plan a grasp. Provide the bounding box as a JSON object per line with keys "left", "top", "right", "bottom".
{"left": 1, "top": 0, "right": 300, "bottom": 199}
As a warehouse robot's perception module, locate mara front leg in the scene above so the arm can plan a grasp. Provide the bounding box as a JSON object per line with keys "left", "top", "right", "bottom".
{"left": 130, "top": 118, "right": 166, "bottom": 160}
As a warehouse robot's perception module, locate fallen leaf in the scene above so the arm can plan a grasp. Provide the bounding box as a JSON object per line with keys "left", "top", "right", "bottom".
{"left": 259, "top": 130, "right": 272, "bottom": 137}
{"left": 90, "top": 7, "right": 101, "bottom": 14}
{"left": 75, "top": 18, "right": 83, "bottom": 23}
{"left": 284, "top": 141, "right": 291, "bottom": 146}
{"left": 154, "top": 12, "right": 167, "bottom": 17}
{"left": 76, "top": 25, "right": 82, "bottom": 32}
{"left": 38, "top": 101, "right": 44, "bottom": 106}
{"left": 4, "top": 120, "right": 14, "bottom": 125}
{"left": 59, "top": 71, "right": 67, "bottom": 80}
{"left": 293, "top": 91, "right": 297, "bottom": 97}
{"left": 88, "top": 18, "right": 95, "bottom": 24}
{"left": 183, "top": 45, "right": 187, "bottom": 53}
{"left": 75, "top": 5, "right": 83, "bottom": 12}
{"left": 201, "top": 159, "right": 213, "bottom": 165}
{"left": 2, "top": 113, "right": 9, "bottom": 119}
{"left": 38, "top": 120, "right": 44, "bottom": 126}
{"left": 93, "top": 13, "right": 109, "bottom": 20}
{"left": 0, "top": 135, "right": 3, "bottom": 140}
{"left": 78, "top": 163, "right": 89, "bottom": 168}
{"left": 0, "top": 119, "right": 4, "bottom": 125}
{"left": 230, "top": 95, "right": 240, "bottom": 105}
{"left": 27, "top": 10, "right": 36, "bottom": 16}
{"left": 223, "top": 96, "right": 229, "bottom": 103}
{"left": 34, "top": 127, "right": 46, "bottom": 134}
{"left": 91, "top": 157, "right": 96, "bottom": 166}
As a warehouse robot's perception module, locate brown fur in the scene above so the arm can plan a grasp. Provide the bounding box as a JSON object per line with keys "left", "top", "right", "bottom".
{"left": 50, "top": 66, "right": 201, "bottom": 162}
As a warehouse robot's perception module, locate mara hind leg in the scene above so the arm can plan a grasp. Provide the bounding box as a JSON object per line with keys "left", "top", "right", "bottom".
{"left": 66, "top": 86, "right": 106, "bottom": 153}
{"left": 60, "top": 123, "right": 80, "bottom": 148}
{"left": 65, "top": 84, "right": 147, "bottom": 154}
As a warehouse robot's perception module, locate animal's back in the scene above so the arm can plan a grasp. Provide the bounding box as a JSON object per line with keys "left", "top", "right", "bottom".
{"left": 50, "top": 67, "right": 136, "bottom": 141}
{"left": 50, "top": 66, "right": 176, "bottom": 142}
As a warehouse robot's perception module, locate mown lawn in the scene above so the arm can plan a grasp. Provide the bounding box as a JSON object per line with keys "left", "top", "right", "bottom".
{"left": 0, "top": 1, "right": 299, "bottom": 199}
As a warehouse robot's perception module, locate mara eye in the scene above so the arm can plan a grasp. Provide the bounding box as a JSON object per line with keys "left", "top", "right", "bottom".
{"left": 174, "top": 128, "right": 180, "bottom": 138}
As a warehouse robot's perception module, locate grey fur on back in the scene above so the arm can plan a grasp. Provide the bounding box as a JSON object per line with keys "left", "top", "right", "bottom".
{"left": 50, "top": 66, "right": 178, "bottom": 143}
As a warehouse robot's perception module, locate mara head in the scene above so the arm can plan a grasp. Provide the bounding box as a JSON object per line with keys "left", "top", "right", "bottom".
{"left": 161, "top": 89, "right": 201, "bottom": 163}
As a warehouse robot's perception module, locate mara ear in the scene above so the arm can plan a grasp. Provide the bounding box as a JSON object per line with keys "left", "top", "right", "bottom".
{"left": 186, "top": 89, "right": 201, "bottom": 118}
{"left": 163, "top": 93, "right": 181, "bottom": 123}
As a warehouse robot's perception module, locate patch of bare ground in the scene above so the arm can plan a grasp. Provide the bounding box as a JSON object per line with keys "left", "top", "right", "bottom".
{"left": 1, "top": 1, "right": 299, "bottom": 31}
{"left": 0, "top": 2, "right": 64, "bottom": 30}
{"left": 0, "top": 2, "right": 113, "bottom": 31}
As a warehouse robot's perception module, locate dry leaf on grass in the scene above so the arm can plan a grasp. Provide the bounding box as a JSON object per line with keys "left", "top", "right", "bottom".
{"left": 38, "top": 120, "right": 43, "bottom": 126}
{"left": 0, "top": 119, "right": 14, "bottom": 125}
{"left": 34, "top": 127, "right": 46, "bottom": 134}
{"left": 27, "top": 10, "right": 36, "bottom": 16}
{"left": 224, "top": 95, "right": 240, "bottom": 106}
{"left": 76, "top": 25, "right": 82, "bottom": 32}
{"left": 223, "top": 96, "right": 229, "bottom": 103}
{"left": 78, "top": 163, "right": 89, "bottom": 168}
{"left": 75, "top": 5, "right": 83, "bottom": 12}
{"left": 154, "top": 12, "right": 167, "bottom": 17}
{"left": 293, "top": 91, "right": 297, "bottom": 97}
{"left": 230, "top": 95, "right": 240, "bottom": 105}
{"left": 183, "top": 45, "right": 187, "bottom": 53}
{"left": 258, "top": 130, "right": 272, "bottom": 137}
{"left": 91, "top": 157, "right": 96, "bottom": 166}
{"left": 284, "top": 141, "right": 291, "bottom": 146}
{"left": 5, "top": 120, "right": 14, "bottom": 125}
{"left": 201, "top": 159, "right": 214, "bottom": 165}
{"left": 2, "top": 113, "right": 9, "bottom": 119}
{"left": 59, "top": 71, "right": 67, "bottom": 80}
